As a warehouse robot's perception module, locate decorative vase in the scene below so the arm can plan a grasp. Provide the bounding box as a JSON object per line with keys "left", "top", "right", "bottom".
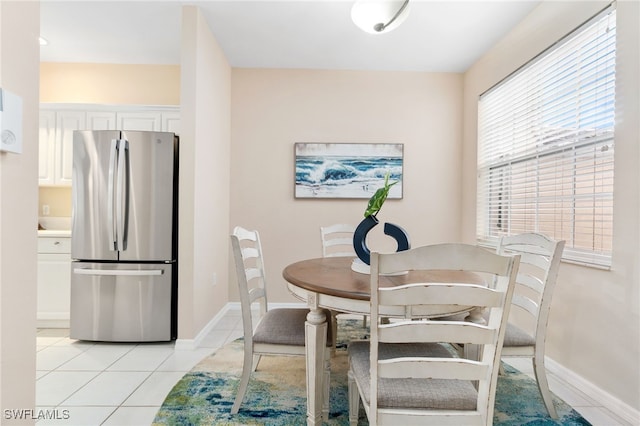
{"left": 352, "top": 215, "right": 411, "bottom": 274}
{"left": 353, "top": 215, "right": 379, "bottom": 266}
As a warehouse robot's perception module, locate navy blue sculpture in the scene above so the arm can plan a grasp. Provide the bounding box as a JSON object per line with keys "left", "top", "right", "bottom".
{"left": 353, "top": 215, "right": 410, "bottom": 265}
{"left": 353, "top": 172, "right": 410, "bottom": 265}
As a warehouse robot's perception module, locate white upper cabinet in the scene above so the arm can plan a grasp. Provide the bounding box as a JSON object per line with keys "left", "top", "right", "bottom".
{"left": 118, "top": 111, "right": 162, "bottom": 131}
{"left": 162, "top": 111, "right": 181, "bottom": 135}
{"left": 39, "top": 104, "right": 179, "bottom": 187}
{"left": 39, "top": 109, "right": 85, "bottom": 186}
{"left": 38, "top": 111, "right": 56, "bottom": 185}
{"left": 86, "top": 111, "right": 117, "bottom": 130}
{"left": 56, "top": 111, "right": 86, "bottom": 186}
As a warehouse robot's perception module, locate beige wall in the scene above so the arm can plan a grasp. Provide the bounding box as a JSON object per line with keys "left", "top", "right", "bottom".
{"left": 462, "top": 0, "right": 640, "bottom": 411}
{"left": 0, "top": 0, "right": 39, "bottom": 420}
{"left": 178, "top": 6, "right": 231, "bottom": 339}
{"left": 230, "top": 69, "right": 463, "bottom": 302}
{"left": 38, "top": 187, "right": 71, "bottom": 218}
{"left": 40, "top": 63, "right": 180, "bottom": 105}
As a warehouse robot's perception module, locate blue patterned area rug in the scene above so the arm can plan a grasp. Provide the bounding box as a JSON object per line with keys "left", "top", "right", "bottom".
{"left": 154, "top": 319, "right": 590, "bottom": 426}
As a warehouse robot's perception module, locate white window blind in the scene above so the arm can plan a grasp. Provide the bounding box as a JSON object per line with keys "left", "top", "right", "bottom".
{"left": 477, "top": 5, "right": 616, "bottom": 268}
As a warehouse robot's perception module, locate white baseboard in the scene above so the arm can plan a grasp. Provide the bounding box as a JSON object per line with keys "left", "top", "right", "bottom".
{"left": 36, "top": 319, "right": 70, "bottom": 328}
{"left": 546, "top": 356, "right": 640, "bottom": 425}
{"left": 37, "top": 313, "right": 70, "bottom": 329}
{"left": 174, "top": 304, "right": 234, "bottom": 351}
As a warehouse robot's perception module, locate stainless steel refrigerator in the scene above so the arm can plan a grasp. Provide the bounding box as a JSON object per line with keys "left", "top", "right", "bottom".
{"left": 70, "top": 130, "right": 178, "bottom": 342}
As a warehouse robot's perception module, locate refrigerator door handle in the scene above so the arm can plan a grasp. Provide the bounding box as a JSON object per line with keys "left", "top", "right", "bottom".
{"left": 73, "top": 268, "right": 164, "bottom": 276}
{"left": 116, "top": 139, "right": 130, "bottom": 251}
{"left": 107, "top": 139, "right": 119, "bottom": 251}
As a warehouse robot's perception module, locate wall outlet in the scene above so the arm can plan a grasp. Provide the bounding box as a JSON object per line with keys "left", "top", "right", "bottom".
{"left": 42, "top": 205, "right": 50, "bottom": 216}
{"left": 212, "top": 272, "right": 217, "bottom": 286}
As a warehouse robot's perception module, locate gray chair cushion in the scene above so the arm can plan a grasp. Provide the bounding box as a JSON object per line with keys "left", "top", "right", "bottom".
{"left": 348, "top": 341, "right": 478, "bottom": 410}
{"left": 480, "top": 311, "right": 535, "bottom": 347}
{"left": 253, "top": 308, "right": 333, "bottom": 347}
{"left": 503, "top": 322, "right": 536, "bottom": 346}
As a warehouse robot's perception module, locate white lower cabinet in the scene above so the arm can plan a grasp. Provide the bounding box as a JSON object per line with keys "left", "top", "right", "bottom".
{"left": 37, "top": 236, "right": 71, "bottom": 328}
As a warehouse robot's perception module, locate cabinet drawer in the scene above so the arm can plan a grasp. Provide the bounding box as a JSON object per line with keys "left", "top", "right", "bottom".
{"left": 38, "top": 237, "right": 71, "bottom": 254}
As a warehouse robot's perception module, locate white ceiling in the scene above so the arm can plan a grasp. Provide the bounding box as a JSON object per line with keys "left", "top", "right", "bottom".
{"left": 40, "top": 0, "right": 540, "bottom": 73}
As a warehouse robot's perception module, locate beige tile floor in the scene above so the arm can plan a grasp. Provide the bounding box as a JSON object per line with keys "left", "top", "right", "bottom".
{"left": 36, "top": 309, "right": 631, "bottom": 425}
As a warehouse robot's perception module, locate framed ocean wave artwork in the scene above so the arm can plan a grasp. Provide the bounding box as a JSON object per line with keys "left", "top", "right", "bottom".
{"left": 294, "top": 142, "right": 403, "bottom": 199}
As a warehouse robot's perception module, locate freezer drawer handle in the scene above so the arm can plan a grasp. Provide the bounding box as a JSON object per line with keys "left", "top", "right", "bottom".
{"left": 73, "top": 268, "right": 164, "bottom": 276}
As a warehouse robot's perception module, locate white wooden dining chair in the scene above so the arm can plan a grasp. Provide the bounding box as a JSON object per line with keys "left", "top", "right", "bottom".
{"left": 347, "top": 243, "right": 520, "bottom": 426}
{"left": 230, "top": 226, "right": 333, "bottom": 416}
{"left": 320, "top": 224, "right": 368, "bottom": 343}
{"left": 494, "top": 232, "right": 565, "bottom": 419}
{"left": 321, "top": 223, "right": 357, "bottom": 258}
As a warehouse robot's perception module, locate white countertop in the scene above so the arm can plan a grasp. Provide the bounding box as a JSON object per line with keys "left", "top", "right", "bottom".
{"left": 38, "top": 217, "right": 71, "bottom": 237}
{"left": 38, "top": 229, "right": 71, "bottom": 238}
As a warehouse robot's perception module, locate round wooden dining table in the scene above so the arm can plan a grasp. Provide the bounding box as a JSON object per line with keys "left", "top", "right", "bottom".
{"left": 282, "top": 256, "right": 486, "bottom": 426}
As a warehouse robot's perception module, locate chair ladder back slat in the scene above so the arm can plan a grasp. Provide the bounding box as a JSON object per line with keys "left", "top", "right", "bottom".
{"left": 498, "top": 232, "right": 557, "bottom": 252}
{"left": 511, "top": 294, "right": 539, "bottom": 317}
{"left": 247, "top": 287, "right": 266, "bottom": 304}
{"left": 378, "top": 283, "right": 503, "bottom": 308}
{"left": 244, "top": 267, "right": 264, "bottom": 283}
{"left": 321, "top": 223, "right": 355, "bottom": 235}
{"left": 321, "top": 224, "right": 356, "bottom": 257}
{"left": 378, "top": 243, "right": 515, "bottom": 277}
{"left": 324, "top": 237, "right": 353, "bottom": 248}
{"left": 378, "top": 358, "right": 489, "bottom": 381}
{"left": 378, "top": 321, "right": 498, "bottom": 346}
{"left": 327, "top": 250, "right": 356, "bottom": 257}
{"left": 517, "top": 272, "right": 545, "bottom": 294}
{"left": 240, "top": 245, "right": 260, "bottom": 259}
{"left": 515, "top": 251, "right": 550, "bottom": 271}
{"left": 376, "top": 411, "right": 485, "bottom": 426}
{"left": 233, "top": 225, "right": 259, "bottom": 242}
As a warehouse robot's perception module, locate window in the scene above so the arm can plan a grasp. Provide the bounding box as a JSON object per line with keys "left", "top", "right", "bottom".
{"left": 477, "top": 5, "right": 616, "bottom": 268}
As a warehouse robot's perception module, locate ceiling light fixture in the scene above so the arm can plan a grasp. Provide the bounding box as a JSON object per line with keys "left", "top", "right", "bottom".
{"left": 39, "top": 37, "right": 48, "bottom": 46}
{"left": 351, "top": 0, "right": 411, "bottom": 35}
